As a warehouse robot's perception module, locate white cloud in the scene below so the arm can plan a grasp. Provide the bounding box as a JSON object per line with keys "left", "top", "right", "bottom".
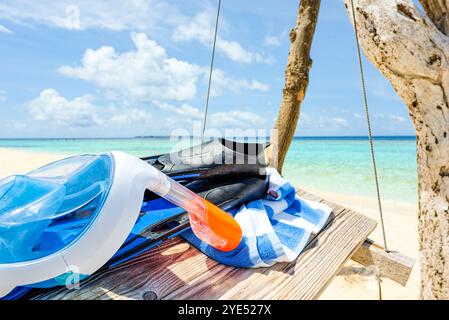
{"left": 211, "top": 69, "right": 270, "bottom": 96}
{"left": 216, "top": 40, "right": 267, "bottom": 64}
{"left": 0, "top": 0, "right": 184, "bottom": 32}
{"left": 264, "top": 35, "right": 281, "bottom": 47}
{"left": 299, "top": 113, "right": 349, "bottom": 129}
{"left": 333, "top": 117, "right": 349, "bottom": 127}
{"left": 109, "top": 107, "right": 152, "bottom": 125}
{"left": 390, "top": 115, "right": 406, "bottom": 123}
{"left": 173, "top": 11, "right": 268, "bottom": 64}
{"left": 59, "top": 33, "right": 269, "bottom": 102}
{"left": 59, "top": 33, "right": 203, "bottom": 101}
{"left": 0, "top": 24, "right": 13, "bottom": 34}
{"left": 209, "top": 111, "right": 266, "bottom": 128}
{"left": 27, "top": 89, "right": 102, "bottom": 127}
{"left": 27, "top": 89, "right": 158, "bottom": 127}
{"left": 154, "top": 102, "right": 203, "bottom": 120}
{"left": 154, "top": 102, "right": 265, "bottom": 130}
{"left": 25, "top": 88, "right": 266, "bottom": 133}
{"left": 172, "top": 11, "right": 211, "bottom": 44}
{"left": 373, "top": 113, "right": 406, "bottom": 124}
{"left": 353, "top": 112, "right": 409, "bottom": 130}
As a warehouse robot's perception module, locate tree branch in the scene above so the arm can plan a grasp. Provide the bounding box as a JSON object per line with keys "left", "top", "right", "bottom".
{"left": 268, "top": 0, "right": 321, "bottom": 173}
{"left": 419, "top": 0, "right": 449, "bottom": 35}
{"left": 343, "top": 0, "right": 449, "bottom": 115}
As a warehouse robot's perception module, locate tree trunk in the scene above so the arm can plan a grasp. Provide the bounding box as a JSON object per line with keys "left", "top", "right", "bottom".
{"left": 343, "top": 0, "right": 449, "bottom": 299}
{"left": 418, "top": 0, "right": 449, "bottom": 35}
{"left": 268, "top": 0, "right": 321, "bottom": 173}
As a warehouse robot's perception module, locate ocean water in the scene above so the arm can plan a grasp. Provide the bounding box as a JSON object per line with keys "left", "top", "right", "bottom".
{"left": 0, "top": 136, "right": 418, "bottom": 204}
{"left": 283, "top": 137, "right": 417, "bottom": 204}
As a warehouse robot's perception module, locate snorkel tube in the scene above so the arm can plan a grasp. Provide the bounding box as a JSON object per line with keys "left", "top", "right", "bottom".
{"left": 139, "top": 153, "right": 243, "bottom": 252}
{"left": 0, "top": 151, "right": 242, "bottom": 298}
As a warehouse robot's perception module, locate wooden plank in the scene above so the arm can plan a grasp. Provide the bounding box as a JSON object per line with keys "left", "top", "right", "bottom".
{"left": 161, "top": 190, "right": 354, "bottom": 300}
{"left": 32, "top": 239, "right": 222, "bottom": 300}
{"left": 166, "top": 209, "right": 376, "bottom": 300}
{"left": 300, "top": 189, "right": 415, "bottom": 287}
{"left": 351, "top": 238, "right": 415, "bottom": 286}
{"left": 31, "top": 189, "right": 377, "bottom": 300}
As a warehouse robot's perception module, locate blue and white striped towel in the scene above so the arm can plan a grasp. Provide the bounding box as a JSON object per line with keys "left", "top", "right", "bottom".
{"left": 182, "top": 168, "right": 332, "bottom": 268}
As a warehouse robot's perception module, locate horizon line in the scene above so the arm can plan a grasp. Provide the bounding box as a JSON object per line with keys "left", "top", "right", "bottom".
{"left": 0, "top": 135, "right": 417, "bottom": 140}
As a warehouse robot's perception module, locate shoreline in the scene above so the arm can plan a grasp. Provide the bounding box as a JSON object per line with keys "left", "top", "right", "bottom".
{"left": 0, "top": 147, "right": 420, "bottom": 299}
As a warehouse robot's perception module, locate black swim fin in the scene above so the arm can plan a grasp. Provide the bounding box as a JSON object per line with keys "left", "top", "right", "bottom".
{"left": 142, "top": 138, "right": 266, "bottom": 181}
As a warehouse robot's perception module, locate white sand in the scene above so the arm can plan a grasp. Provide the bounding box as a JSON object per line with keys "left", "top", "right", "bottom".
{"left": 0, "top": 148, "right": 420, "bottom": 300}
{"left": 0, "top": 148, "right": 66, "bottom": 177}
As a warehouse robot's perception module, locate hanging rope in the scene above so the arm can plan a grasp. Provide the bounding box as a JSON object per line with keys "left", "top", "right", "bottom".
{"left": 349, "top": 0, "right": 388, "bottom": 300}
{"left": 201, "top": 0, "right": 221, "bottom": 142}
{"left": 376, "top": 272, "right": 383, "bottom": 300}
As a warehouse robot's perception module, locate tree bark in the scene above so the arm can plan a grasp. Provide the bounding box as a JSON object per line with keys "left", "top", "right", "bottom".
{"left": 419, "top": 0, "right": 449, "bottom": 35}
{"left": 268, "top": 0, "right": 320, "bottom": 173}
{"left": 343, "top": 0, "right": 449, "bottom": 299}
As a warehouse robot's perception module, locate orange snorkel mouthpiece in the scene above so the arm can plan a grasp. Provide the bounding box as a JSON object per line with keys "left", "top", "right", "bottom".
{"left": 185, "top": 198, "right": 242, "bottom": 252}
{"left": 152, "top": 171, "right": 243, "bottom": 252}
{"left": 201, "top": 200, "right": 242, "bottom": 251}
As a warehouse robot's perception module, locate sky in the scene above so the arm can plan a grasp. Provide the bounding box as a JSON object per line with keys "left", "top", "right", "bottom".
{"left": 0, "top": 0, "right": 416, "bottom": 138}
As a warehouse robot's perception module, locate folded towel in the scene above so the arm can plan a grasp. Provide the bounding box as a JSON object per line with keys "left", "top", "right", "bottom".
{"left": 182, "top": 168, "right": 332, "bottom": 268}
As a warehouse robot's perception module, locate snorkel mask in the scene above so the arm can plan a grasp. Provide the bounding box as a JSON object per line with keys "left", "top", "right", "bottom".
{"left": 0, "top": 151, "right": 242, "bottom": 298}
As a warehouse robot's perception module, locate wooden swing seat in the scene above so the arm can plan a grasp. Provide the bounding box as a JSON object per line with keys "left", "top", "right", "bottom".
{"left": 29, "top": 189, "right": 413, "bottom": 300}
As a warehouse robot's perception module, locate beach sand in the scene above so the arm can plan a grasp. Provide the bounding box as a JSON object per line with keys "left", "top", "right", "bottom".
{"left": 0, "top": 148, "right": 420, "bottom": 300}
{"left": 0, "top": 148, "right": 65, "bottom": 177}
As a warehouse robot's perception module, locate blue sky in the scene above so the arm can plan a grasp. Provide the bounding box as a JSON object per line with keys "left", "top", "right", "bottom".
{"left": 0, "top": 0, "right": 415, "bottom": 138}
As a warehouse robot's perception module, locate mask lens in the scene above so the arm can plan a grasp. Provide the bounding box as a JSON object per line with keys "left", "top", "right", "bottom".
{"left": 0, "top": 155, "right": 113, "bottom": 264}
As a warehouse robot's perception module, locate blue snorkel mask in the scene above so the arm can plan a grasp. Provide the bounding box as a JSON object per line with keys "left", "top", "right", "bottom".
{"left": 0, "top": 152, "right": 242, "bottom": 298}
{"left": 0, "top": 154, "right": 113, "bottom": 265}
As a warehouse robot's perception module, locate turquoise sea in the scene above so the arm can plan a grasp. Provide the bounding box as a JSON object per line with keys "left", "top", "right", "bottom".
{"left": 0, "top": 136, "right": 418, "bottom": 204}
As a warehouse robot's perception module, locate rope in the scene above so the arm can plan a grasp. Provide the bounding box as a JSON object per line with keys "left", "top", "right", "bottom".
{"left": 349, "top": 0, "right": 388, "bottom": 301}
{"left": 201, "top": 0, "right": 221, "bottom": 143}
{"left": 376, "top": 272, "right": 383, "bottom": 300}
